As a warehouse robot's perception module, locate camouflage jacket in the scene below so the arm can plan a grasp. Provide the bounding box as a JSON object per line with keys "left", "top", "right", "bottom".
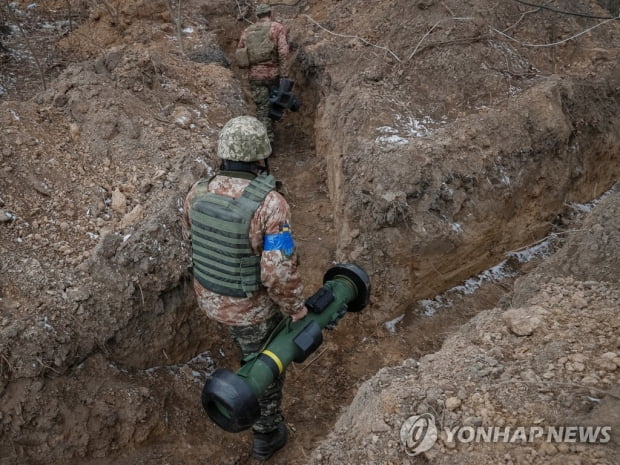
{"left": 182, "top": 172, "right": 305, "bottom": 326}
{"left": 237, "top": 18, "right": 290, "bottom": 81}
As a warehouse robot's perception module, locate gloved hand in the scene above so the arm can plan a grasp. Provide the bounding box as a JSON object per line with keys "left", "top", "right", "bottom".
{"left": 290, "top": 305, "right": 308, "bottom": 322}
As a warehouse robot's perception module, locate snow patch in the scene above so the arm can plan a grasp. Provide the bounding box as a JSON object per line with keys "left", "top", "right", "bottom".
{"left": 397, "top": 113, "right": 434, "bottom": 138}
{"left": 419, "top": 239, "right": 554, "bottom": 316}
{"left": 384, "top": 314, "right": 405, "bottom": 334}
{"left": 375, "top": 111, "right": 444, "bottom": 146}
{"left": 566, "top": 184, "right": 615, "bottom": 213}
{"left": 375, "top": 134, "right": 409, "bottom": 145}
{"left": 175, "top": 115, "right": 190, "bottom": 126}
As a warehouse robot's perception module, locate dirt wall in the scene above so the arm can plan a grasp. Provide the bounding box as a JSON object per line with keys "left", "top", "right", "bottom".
{"left": 309, "top": 189, "right": 620, "bottom": 465}
{"left": 290, "top": 0, "right": 620, "bottom": 321}
{"left": 1, "top": 0, "right": 619, "bottom": 463}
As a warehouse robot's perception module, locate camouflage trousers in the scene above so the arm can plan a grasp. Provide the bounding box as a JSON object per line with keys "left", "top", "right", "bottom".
{"left": 250, "top": 78, "right": 278, "bottom": 144}
{"left": 228, "top": 311, "right": 285, "bottom": 434}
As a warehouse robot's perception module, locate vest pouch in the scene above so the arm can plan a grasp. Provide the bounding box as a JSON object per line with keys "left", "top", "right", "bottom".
{"left": 240, "top": 255, "right": 261, "bottom": 296}
{"left": 236, "top": 47, "right": 249, "bottom": 68}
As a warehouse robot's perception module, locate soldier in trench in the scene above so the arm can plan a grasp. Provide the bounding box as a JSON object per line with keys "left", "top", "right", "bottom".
{"left": 235, "top": 3, "right": 290, "bottom": 146}
{"left": 182, "top": 115, "right": 307, "bottom": 461}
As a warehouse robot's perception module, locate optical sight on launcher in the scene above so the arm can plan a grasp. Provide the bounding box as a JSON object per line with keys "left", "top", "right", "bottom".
{"left": 202, "top": 263, "right": 371, "bottom": 432}
{"left": 268, "top": 78, "right": 301, "bottom": 121}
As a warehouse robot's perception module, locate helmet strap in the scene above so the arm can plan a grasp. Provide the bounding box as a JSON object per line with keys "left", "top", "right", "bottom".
{"left": 220, "top": 160, "right": 270, "bottom": 175}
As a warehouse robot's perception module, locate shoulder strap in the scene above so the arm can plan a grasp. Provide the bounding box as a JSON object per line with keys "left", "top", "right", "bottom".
{"left": 237, "top": 173, "right": 276, "bottom": 212}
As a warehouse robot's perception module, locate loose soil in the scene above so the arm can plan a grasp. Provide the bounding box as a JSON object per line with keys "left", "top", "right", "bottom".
{"left": 0, "top": 1, "right": 618, "bottom": 464}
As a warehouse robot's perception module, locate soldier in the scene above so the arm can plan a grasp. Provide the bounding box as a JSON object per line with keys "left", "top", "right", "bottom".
{"left": 235, "top": 3, "right": 290, "bottom": 144}
{"left": 182, "top": 116, "right": 307, "bottom": 461}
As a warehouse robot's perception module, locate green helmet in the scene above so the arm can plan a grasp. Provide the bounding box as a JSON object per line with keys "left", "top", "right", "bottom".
{"left": 217, "top": 116, "right": 272, "bottom": 161}
{"left": 255, "top": 3, "right": 272, "bottom": 16}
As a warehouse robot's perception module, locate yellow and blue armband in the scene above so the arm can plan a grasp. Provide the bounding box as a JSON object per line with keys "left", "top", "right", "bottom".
{"left": 263, "top": 223, "right": 295, "bottom": 256}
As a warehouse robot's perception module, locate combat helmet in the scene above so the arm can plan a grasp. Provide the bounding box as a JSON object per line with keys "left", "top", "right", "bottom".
{"left": 255, "top": 3, "right": 272, "bottom": 16}
{"left": 217, "top": 116, "right": 272, "bottom": 161}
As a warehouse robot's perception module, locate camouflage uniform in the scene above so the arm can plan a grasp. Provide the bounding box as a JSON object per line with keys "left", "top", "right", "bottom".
{"left": 182, "top": 168, "right": 304, "bottom": 433}
{"left": 250, "top": 78, "right": 279, "bottom": 143}
{"left": 237, "top": 17, "right": 290, "bottom": 143}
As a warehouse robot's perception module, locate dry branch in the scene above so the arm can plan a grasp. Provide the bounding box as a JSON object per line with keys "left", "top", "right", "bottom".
{"left": 489, "top": 16, "right": 619, "bottom": 47}
{"left": 408, "top": 17, "right": 474, "bottom": 60}
{"left": 3, "top": 0, "right": 47, "bottom": 90}
{"left": 100, "top": 0, "right": 120, "bottom": 25}
{"left": 167, "top": 0, "right": 186, "bottom": 56}
{"left": 302, "top": 14, "right": 403, "bottom": 63}
{"left": 65, "top": 0, "right": 73, "bottom": 32}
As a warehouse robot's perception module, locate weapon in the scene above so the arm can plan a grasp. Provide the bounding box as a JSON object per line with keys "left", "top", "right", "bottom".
{"left": 268, "top": 78, "right": 301, "bottom": 121}
{"left": 202, "top": 263, "right": 371, "bottom": 432}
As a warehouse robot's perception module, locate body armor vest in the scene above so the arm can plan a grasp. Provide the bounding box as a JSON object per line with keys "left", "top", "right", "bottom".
{"left": 190, "top": 173, "right": 276, "bottom": 298}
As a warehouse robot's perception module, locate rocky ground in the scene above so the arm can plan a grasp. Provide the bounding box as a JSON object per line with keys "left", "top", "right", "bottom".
{"left": 0, "top": 0, "right": 618, "bottom": 464}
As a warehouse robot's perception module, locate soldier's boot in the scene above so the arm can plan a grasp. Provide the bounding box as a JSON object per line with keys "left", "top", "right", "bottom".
{"left": 252, "top": 422, "right": 288, "bottom": 461}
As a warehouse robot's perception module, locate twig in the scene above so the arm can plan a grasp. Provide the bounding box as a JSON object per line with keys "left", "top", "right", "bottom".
{"left": 137, "top": 281, "right": 145, "bottom": 307}
{"left": 100, "top": 0, "right": 120, "bottom": 26}
{"left": 149, "top": 112, "right": 173, "bottom": 125}
{"left": 0, "top": 352, "right": 13, "bottom": 372}
{"left": 65, "top": 0, "right": 73, "bottom": 32}
{"left": 5, "top": 435, "right": 19, "bottom": 459}
{"left": 428, "top": 261, "right": 447, "bottom": 279}
{"left": 408, "top": 17, "right": 474, "bottom": 60}
{"left": 234, "top": 0, "right": 253, "bottom": 24}
{"left": 167, "top": 0, "right": 186, "bottom": 56}
{"left": 495, "top": 379, "right": 620, "bottom": 400}
{"left": 511, "top": 0, "right": 620, "bottom": 20}
{"left": 301, "top": 346, "right": 328, "bottom": 371}
{"left": 502, "top": 8, "right": 540, "bottom": 33}
{"left": 412, "top": 35, "right": 488, "bottom": 60}
{"left": 3, "top": 0, "right": 47, "bottom": 90}
{"left": 549, "top": 18, "right": 557, "bottom": 73}
{"left": 489, "top": 17, "right": 618, "bottom": 47}
{"left": 503, "top": 228, "right": 588, "bottom": 256}
{"left": 176, "top": 0, "right": 184, "bottom": 53}
{"left": 441, "top": 2, "right": 455, "bottom": 17}
{"left": 35, "top": 357, "right": 61, "bottom": 375}
{"left": 302, "top": 14, "right": 403, "bottom": 63}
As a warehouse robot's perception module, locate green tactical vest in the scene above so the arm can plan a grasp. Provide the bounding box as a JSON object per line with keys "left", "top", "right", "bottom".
{"left": 246, "top": 22, "right": 277, "bottom": 65}
{"left": 189, "top": 173, "right": 276, "bottom": 298}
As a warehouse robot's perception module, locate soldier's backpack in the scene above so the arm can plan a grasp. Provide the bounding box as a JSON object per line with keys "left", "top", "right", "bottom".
{"left": 245, "top": 22, "right": 276, "bottom": 65}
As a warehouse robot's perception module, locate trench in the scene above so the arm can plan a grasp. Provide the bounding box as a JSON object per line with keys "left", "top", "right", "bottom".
{"left": 1, "top": 3, "right": 619, "bottom": 464}
{"left": 100, "top": 56, "right": 618, "bottom": 465}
